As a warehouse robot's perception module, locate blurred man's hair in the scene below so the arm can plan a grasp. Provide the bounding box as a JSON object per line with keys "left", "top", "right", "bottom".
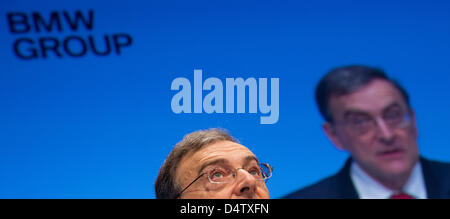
{"left": 315, "top": 65, "right": 411, "bottom": 122}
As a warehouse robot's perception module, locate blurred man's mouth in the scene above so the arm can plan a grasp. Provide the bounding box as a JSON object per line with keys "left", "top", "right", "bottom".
{"left": 377, "top": 148, "right": 405, "bottom": 159}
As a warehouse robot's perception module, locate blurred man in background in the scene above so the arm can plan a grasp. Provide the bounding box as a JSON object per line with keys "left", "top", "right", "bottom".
{"left": 284, "top": 65, "right": 450, "bottom": 199}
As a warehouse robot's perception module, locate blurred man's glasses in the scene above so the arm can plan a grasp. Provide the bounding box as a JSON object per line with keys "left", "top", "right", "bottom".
{"left": 338, "top": 109, "right": 412, "bottom": 136}
{"left": 175, "top": 162, "right": 272, "bottom": 198}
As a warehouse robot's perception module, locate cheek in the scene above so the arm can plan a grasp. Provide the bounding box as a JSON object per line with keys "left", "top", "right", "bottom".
{"left": 339, "top": 132, "right": 374, "bottom": 153}
{"left": 396, "top": 129, "right": 419, "bottom": 154}
{"left": 344, "top": 135, "right": 379, "bottom": 158}
{"left": 395, "top": 127, "right": 417, "bottom": 143}
{"left": 185, "top": 187, "right": 232, "bottom": 199}
{"left": 204, "top": 185, "right": 234, "bottom": 198}
{"left": 407, "top": 126, "right": 418, "bottom": 142}
{"left": 256, "top": 185, "right": 270, "bottom": 199}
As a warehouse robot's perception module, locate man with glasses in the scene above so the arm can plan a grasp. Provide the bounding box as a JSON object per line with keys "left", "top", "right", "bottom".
{"left": 284, "top": 65, "right": 450, "bottom": 199}
{"left": 155, "top": 128, "right": 272, "bottom": 199}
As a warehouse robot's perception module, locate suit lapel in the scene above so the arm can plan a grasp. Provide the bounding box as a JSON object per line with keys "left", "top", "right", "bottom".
{"left": 336, "top": 158, "right": 360, "bottom": 199}
{"left": 421, "top": 157, "right": 446, "bottom": 199}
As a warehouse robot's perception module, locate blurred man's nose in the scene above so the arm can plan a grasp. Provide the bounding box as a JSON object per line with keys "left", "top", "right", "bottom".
{"left": 376, "top": 118, "right": 396, "bottom": 145}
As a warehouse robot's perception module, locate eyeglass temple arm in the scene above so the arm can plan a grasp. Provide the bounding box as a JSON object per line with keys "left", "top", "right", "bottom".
{"left": 175, "top": 172, "right": 206, "bottom": 199}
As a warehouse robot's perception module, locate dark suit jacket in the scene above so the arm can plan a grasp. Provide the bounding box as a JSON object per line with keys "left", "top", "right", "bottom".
{"left": 282, "top": 157, "right": 450, "bottom": 199}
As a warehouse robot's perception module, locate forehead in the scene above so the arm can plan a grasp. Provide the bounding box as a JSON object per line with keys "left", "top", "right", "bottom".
{"left": 176, "top": 141, "right": 256, "bottom": 181}
{"left": 329, "top": 79, "right": 407, "bottom": 115}
{"left": 192, "top": 141, "right": 256, "bottom": 164}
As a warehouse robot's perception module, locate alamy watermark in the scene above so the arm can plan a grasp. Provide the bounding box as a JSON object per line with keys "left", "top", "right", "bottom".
{"left": 171, "top": 69, "right": 279, "bottom": 124}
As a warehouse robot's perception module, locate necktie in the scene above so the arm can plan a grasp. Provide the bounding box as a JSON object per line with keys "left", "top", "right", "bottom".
{"left": 389, "top": 192, "right": 414, "bottom": 199}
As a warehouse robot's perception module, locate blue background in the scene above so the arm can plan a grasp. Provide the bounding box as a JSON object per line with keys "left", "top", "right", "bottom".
{"left": 1, "top": 0, "right": 449, "bottom": 198}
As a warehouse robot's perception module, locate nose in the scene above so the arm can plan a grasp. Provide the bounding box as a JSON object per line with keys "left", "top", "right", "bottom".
{"left": 375, "top": 118, "right": 396, "bottom": 145}
{"left": 233, "top": 169, "right": 257, "bottom": 198}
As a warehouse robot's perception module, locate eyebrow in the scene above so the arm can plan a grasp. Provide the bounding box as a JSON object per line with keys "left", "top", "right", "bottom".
{"left": 197, "top": 159, "right": 229, "bottom": 175}
{"left": 343, "top": 102, "right": 403, "bottom": 119}
{"left": 244, "top": 155, "right": 259, "bottom": 166}
{"left": 343, "top": 109, "right": 370, "bottom": 119}
{"left": 381, "top": 102, "right": 402, "bottom": 113}
{"left": 197, "top": 155, "right": 260, "bottom": 175}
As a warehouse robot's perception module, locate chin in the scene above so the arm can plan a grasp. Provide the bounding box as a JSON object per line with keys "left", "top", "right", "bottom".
{"left": 381, "top": 160, "right": 414, "bottom": 177}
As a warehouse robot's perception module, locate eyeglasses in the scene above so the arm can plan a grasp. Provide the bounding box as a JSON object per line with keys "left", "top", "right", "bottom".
{"left": 175, "top": 162, "right": 273, "bottom": 198}
{"left": 337, "top": 110, "right": 412, "bottom": 136}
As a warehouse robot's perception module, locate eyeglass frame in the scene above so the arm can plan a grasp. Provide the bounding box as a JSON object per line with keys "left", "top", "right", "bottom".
{"left": 331, "top": 106, "right": 413, "bottom": 136}
{"left": 174, "top": 162, "right": 273, "bottom": 198}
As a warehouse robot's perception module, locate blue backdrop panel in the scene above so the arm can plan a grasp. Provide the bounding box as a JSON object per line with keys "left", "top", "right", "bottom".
{"left": 1, "top": 0, "right": 449, "bottom": 198}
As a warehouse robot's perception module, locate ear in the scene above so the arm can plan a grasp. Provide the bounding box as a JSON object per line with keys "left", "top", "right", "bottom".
{"left": 322, "top": 122, "right": 347, "bottom": 151}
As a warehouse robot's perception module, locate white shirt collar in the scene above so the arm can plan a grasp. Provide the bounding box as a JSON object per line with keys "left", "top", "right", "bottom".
{"left": 350, "top": 160, "right": 427, "bottom": 199}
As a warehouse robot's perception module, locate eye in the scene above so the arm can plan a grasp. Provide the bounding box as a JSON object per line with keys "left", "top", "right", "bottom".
{"left": 349, "top": 115, "right": 370, "bottom": 126}
{"left": 212, "top": 172, "right": 224, "bottom": 178}
{"left": 384, "top": 110, "right": 402, "bottom": 121}
{"left": 209, "top": 168, "right": 228, "bottom": 180}
{"left": 248, "top": 167, "right": 262, "bottom": 177}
